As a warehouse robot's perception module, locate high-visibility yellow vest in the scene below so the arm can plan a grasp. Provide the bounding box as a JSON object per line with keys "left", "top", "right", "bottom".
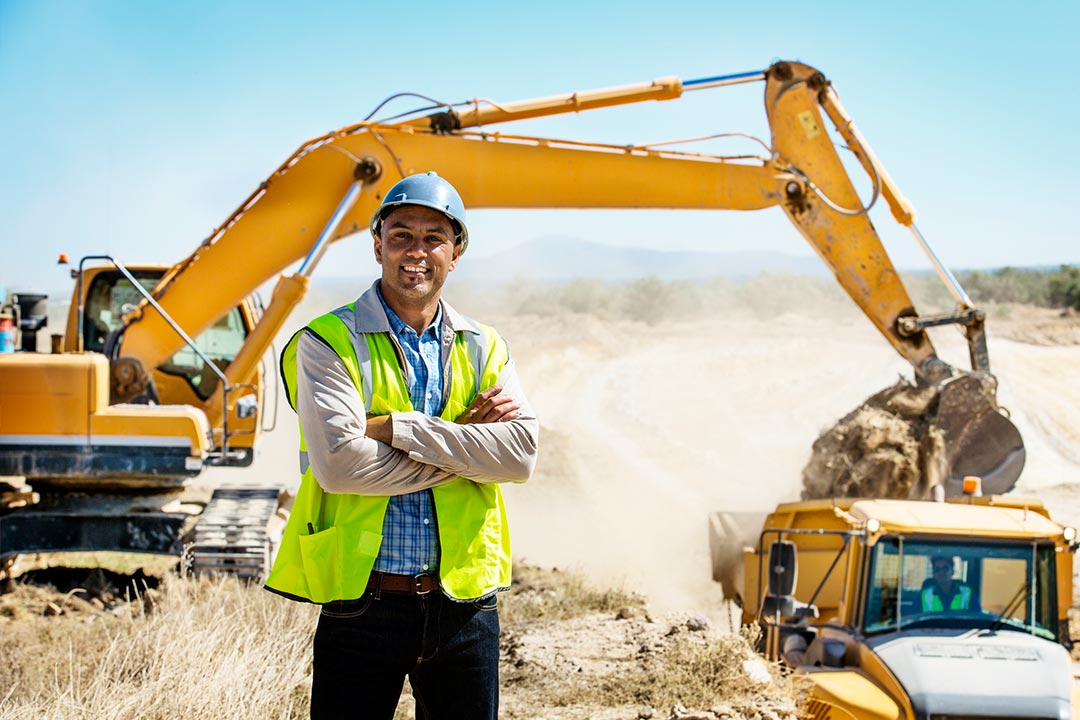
{"left": 264, "top": 303, "right": 512, "bottom": 603}
{"left": 921, "top": 584, "right": 972, "bottom": 612}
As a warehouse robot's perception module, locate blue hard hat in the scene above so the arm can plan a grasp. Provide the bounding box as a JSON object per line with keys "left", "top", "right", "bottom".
{"left": 370, "top": 172, "right": 469, "bottom": 254}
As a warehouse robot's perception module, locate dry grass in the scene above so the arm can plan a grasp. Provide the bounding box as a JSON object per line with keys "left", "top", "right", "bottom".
{"left": 0, "top": 574, "right": 317, "bottom": 720}
{"left": 648, "top": 627, "right": 805, "bottom": 717}
{"left": 1, "top": 564, "right": 801, "bottom": 720}
{"left": 500, "top": 563, "right": 645, "bottom": 624}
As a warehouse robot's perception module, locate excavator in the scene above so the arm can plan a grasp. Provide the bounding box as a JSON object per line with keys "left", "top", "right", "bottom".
{"left": 0, "top": 60, "right": 1024, "bottom": 577}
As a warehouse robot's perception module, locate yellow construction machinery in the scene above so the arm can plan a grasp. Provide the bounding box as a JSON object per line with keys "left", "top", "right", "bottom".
{"left": 0, "top": 61, "right": 1023, "bottom": 575}
{"left": 711, "top": 489, "right": 1080, "bottom": 718}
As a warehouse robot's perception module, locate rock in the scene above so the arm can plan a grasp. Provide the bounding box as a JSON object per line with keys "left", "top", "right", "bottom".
{"left": 686, "top": 615, "right": 710, "bottom": 631}
{"left": 741, "top": 657, "right": 772, "bottom": 684}
{"left": 668, "top": 706, "right": 714, "bottom": 720}
{"left": 616, "top": 605, "right": 642, "bottom": 620}
{"left": 709, "top": 703, "right": 734, "bottom": 718}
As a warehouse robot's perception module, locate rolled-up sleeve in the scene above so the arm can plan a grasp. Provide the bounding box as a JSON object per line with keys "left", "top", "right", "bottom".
{"left": 295, "top": 332, "right": 458, "bottom": 495}
{"left": 389, "top": 358, "right": 539, "bottom": 484}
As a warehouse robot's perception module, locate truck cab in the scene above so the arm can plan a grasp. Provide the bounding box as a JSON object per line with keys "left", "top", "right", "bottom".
{"left": 723, "top": 496, "right": 1080, "bottom": 719}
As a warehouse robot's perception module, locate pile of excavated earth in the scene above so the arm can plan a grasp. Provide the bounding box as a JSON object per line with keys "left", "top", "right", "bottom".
{"left": 801, "top": 380, "right": 945, "bottom": 500}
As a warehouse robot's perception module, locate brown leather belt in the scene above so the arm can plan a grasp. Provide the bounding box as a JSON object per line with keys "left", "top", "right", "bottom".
{"left": 367, "top": 572, "right": 439, "bottom": 595}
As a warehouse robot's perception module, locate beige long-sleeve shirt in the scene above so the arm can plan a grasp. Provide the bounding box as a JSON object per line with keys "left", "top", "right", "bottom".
{"left": 294, "top": 283, "right": 538, "bottom": 496}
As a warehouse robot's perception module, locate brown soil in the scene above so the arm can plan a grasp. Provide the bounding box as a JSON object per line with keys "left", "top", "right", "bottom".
{"left": 798, "top": 305, "right": 1080, "bottom": 503}
{"left": 800, "top": 380, "right": 943, "bottom": 500}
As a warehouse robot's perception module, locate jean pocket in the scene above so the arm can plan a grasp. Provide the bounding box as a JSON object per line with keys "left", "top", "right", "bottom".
{"left": 320, "top": 594, "right": 374, "bottom": 619}
{"left": 472, "top": 594, "right": 498, "bottom": 612}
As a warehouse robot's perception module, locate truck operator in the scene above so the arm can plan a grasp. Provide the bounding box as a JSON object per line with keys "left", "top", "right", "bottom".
{"left": 921, "top": 556, "right": 974, "bottom": 612}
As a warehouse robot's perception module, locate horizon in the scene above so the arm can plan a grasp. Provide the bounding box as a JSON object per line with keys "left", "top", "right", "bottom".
{"left": 10, "top": 234, "right": 1075, "bottom": 299}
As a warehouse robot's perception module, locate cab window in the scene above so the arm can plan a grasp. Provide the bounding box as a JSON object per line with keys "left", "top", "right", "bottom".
{"left": 863, "top": 537, "right": 1056, "bottom": 640}
{"left": 83, "top": 271, "right": 164, "bottom": 352}
{"left": 159, "top": 308, "right": 248, "bottom": 400}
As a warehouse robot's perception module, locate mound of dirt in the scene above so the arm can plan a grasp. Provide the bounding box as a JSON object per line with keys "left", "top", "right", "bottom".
{"left": 801, "top": 380, "right": 945, "bottom": 500}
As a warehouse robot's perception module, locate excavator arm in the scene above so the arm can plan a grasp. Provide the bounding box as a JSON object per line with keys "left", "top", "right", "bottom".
{"left": 107, "top": 60, "right": 1021, "bottom": 492}
{"left": 119, "top": 64, "right": 942, "bottom": 367}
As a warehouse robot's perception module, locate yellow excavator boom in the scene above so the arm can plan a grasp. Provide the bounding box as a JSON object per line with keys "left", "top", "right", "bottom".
{"left": 121, "top": 63, "right": 940, "bottom": 374}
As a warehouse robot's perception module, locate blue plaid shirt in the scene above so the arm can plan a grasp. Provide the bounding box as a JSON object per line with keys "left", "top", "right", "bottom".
{"left": 372, "top": 288, "right": 443, "bottom": 576}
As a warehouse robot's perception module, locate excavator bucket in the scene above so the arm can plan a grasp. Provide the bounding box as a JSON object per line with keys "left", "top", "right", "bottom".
{"left": 937, "top": 375, "right": 1026, "bottom": 496}
{"left": 801, "top": 375, "right": 1025, "bottom": 502}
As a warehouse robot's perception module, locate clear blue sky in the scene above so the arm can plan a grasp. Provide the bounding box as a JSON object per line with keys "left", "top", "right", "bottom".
{"left": 2, "top": 0, "right": 1077, "bottom": 295}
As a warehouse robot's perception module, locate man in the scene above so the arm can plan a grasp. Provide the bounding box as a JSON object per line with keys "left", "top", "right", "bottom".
{"left": 265, "top": 172, "right": 539, "bottom": 719}
{"left": 921, "top": 556, "right": 973, "bottom": 612}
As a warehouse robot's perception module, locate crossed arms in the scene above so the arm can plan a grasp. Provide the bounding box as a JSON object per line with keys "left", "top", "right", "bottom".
{"left": 294, "top": 332, "right": 539, "bottom": 496}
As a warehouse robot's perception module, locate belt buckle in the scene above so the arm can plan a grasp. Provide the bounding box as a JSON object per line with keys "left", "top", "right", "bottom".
{"left": 413, "top": 574, "right": 433, "bottom": 596}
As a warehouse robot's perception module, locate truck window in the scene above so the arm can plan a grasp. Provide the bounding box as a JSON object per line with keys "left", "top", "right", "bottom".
{"left": 863, "top": 537, "right": 1057, "bottom": 639}
{"left": 981, "top": 557, "right": 1026, "bottom": 616}
{"left": 865, "top": 538, "right": 901, "bottom": 632}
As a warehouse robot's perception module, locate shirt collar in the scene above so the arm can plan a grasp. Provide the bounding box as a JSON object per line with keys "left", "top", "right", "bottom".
{"left": 351, "top": 280, "right": 478, "bottom": 336}
{"left": 376, "top": 284, "right": 442, "bottom": 339}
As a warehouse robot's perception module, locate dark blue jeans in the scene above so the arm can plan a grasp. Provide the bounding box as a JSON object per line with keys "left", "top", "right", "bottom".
{"left": 310, "top": 589, "right": 500, "bottom": 720}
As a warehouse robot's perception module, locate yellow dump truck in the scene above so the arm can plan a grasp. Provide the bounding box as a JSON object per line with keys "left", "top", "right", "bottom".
{"left": 713, "top": 491, "right": 1080, "bottom": 718}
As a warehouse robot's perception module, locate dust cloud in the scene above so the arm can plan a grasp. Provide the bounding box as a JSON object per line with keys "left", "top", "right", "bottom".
{"left": 208, "top": 281, "right": 1080, "bottom": 620}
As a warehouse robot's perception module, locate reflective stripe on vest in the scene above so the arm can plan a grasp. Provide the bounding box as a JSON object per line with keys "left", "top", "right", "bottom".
{"left": 264, "top": 302, "right": 511, "bottom": 603}
{"left": 921, "top": 584, "right": 971, "bottom": 611}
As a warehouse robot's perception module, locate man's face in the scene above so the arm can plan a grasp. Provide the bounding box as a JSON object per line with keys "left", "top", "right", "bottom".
{"left": 374, "top": 204, "right": 461, "bottom": 308}
{"left": 932, "top": 560, "right": 953, "bottom": 583}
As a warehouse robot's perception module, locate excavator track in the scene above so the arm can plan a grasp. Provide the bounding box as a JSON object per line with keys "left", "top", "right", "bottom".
{"left": 187, "top": 486, "right": 281, "bottom": 579}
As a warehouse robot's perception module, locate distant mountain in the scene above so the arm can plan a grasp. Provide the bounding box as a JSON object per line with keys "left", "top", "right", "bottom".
{"left": 451, "top": 236, "right": 826, "bottom": 286}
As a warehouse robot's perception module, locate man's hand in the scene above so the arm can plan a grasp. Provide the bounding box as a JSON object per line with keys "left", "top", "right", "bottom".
{"left": 365, "top": 385, "right": 520, "bottom": 444}
{"left": 365, "top": 414, "right": 393, "bottom": 444}
{"left": 456, "top": 384, "right": 521, "bottom": 424}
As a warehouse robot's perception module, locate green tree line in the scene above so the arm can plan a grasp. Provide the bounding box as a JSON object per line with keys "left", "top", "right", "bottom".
{"left": 954, "top": 265, "right": 1080, "bottom": 310}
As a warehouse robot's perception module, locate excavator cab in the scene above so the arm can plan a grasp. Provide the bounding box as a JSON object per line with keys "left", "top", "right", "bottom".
{"left": 63, "top": 263, "right": 267, "bottom": 465}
